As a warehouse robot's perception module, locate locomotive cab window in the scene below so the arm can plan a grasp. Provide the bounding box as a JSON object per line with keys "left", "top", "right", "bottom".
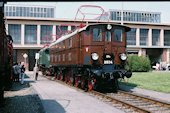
{"left": 105, "top": 31, "right": 111, "bottom": 42}
{"left": 114, "top": 29, "right": 122, "bottom": 42}
{"left": 93, "top": 28, "right": 102, "bottom": 41}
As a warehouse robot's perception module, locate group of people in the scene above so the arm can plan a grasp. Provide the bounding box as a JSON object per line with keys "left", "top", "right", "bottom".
{"left": 13, "top": 62, "right": 25, "bottom": 85}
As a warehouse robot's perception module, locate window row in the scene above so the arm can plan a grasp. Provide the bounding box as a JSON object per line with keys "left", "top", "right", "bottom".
{"left": 8, "top": 24, "right": 170, "bottom": 46}
{"left": 111, "top": 11, "right": 161, "bottom": 23}
{"left": 126, "top": 28, "right": 170, "bottom": 46}
{"left": 4, "top": 6, "right": 54, "bottom": 18}
{"left": 8, "top": 24, "right": 70, "bottom": 44}
{"left": 92, "top": 28, "right": 122, "bottom": 42}
{"left": 51, "top": 53, "right": 72, "bottom": 62}
{"left": 51, "top": 39, "right": 72, "bottom": 53}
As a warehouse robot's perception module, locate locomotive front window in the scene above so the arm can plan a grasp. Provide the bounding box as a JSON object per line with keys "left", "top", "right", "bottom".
{"left": 93, "top": 28, "right": 102, "bottom": 41}
{"left": 105, "top": 31, "right": 111, "bottom": 42}
{"left": 114, "top": 29, "right": 122, "bottom": 42}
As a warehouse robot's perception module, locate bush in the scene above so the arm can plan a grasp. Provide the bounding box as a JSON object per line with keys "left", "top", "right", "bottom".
{"left": 128, "top": 55, "right": 151, "bottom": 72}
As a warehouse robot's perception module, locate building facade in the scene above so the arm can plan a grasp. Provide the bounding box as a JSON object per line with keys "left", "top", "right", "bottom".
{"left": 4, "top": 4, "right": 170, "bottom": 70}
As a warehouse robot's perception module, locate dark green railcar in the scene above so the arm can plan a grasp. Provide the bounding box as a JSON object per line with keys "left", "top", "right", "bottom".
{"left": 38, "top": 47, "right": 50, "bottom": 75}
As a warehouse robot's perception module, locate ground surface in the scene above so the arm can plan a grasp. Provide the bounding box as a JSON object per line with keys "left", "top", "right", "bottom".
{"left": 0, "top": 78, "right": 45, "bottom": 113}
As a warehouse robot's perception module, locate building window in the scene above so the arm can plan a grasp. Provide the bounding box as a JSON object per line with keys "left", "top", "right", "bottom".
{"left": 105, "top": 31, "right": 111, "bottom": 41}
{"left": 68, "top": 53, "right": 72, "bottom": 61}
{"left": 140, "top": 29, "right": 148, "bottom": 46}
{"left": 63, "top": 54, "right": 65, "bottom": 62}
{"left": 55, "top": 45, "right": 58, "bottom": 53}
{"left": 25, "top": 25, "right": 37, "bottom": 44}
{"left": 58, "top": 55, "right": 61, "bottom": 62}
{"left": 71, "top": 26, "right": 76, "bottom": 31}
{"left": 126, "top": 28, "right": 136, "bottom": 45}
{"left": 93, "top": 28, "right": 102, "bottom": 41}
{"left": 8, "top": 24, "right": 21, "bottom": 44}
{"left": 164, "top": 30, "right": 170, "bottom": 46}
{"left": 41, "top": 25, "right": 53, "bottom": 44}
{"left": 69, "top": 38, "right": 72, "bottom": 48}
{"left": 59, "top": 42, "right": 61, "bottom": 51}
{"left": 114, "top": 29, "right": 122, "bottom": 42}
{"left": 56, "top": 25, "right": 68, "bottom": 37}
{"left": 152, "top": 29, "right": 160, "bottom": 46}
{"left": 63, "top": 40, "right": 65, "bottom": 49}
{"left": 55, "top": 55, "right": 57, "bottom": 62}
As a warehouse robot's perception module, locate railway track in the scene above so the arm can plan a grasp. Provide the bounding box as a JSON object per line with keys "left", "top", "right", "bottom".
{"left": 44, "top": 75, "right": 170, "bottom": 113}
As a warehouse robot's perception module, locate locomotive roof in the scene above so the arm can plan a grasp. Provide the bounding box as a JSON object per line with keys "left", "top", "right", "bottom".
{"left": 40, "top": 46, "right": 50, "bottom": 52}
{"left": 49, "top": 23, "right": 131, "bottom": 48}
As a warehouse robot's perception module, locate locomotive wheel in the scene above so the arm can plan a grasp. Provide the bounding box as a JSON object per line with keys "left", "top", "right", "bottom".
{"left": 69, "top": 76, "right": 74, "bottom": 85}
{"left": 81, "top": 77, "right": 85, "bottom": 89}
{"left": 57, "top": 73, "right": 60, "bottom": 80}
{"left": 74, "top": 76, "right": 80, "bottom": 87}
{"left": 64, "top": 74, "right": 68, "bottom": 82}
{"left": 88, "top": 79, "right": 93, "bottom": 91}
{"left": 61, "top": 74, "right": 64, "bottom": 81}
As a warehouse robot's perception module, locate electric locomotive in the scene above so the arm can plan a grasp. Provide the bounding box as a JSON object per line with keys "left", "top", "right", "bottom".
{"left": 48, "top": 22, "right": 132, "bottom": 92}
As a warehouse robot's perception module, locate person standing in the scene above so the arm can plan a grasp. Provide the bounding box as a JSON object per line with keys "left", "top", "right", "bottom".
{"left": 13, "top": 62, "right": 20, "bottom": 82}
{"left": 20, "top": 62, "right": 25, "bottom": 85}
{"left": 34, "top": 64, "right": 39, "bottom": 80}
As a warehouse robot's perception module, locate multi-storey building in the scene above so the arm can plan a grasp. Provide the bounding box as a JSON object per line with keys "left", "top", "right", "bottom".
{"left": 4, "top": 4, "right": 170, "bottom": 70}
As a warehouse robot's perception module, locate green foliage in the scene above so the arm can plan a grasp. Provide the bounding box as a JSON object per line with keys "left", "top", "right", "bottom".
{"left": 128, "top": 55, "right": 151, "bottom": 72}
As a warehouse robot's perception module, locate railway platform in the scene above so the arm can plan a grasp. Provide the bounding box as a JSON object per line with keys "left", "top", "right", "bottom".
{"left": 26, "top": 71, "right": 125, "bottom": 113}
{"left": 1, "top": 71, "right": 124, "bottom": 113}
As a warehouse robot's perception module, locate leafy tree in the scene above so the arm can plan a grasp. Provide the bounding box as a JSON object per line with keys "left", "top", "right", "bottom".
{"left": 128, "top": 55, "right": 151, "bottom": 72}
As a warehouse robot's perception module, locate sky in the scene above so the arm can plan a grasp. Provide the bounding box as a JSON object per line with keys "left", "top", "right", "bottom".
{"left": 6, "top": 1, "right": 170, "bottom": 24}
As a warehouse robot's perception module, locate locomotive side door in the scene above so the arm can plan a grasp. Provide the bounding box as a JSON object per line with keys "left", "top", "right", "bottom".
{"left": 103, "top": 28, "right": 112, "bottom": 54}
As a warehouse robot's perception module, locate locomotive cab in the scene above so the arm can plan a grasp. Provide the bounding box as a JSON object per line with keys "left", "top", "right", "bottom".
{"left": 88, "top": 23, "right": 132, "bottom": 91}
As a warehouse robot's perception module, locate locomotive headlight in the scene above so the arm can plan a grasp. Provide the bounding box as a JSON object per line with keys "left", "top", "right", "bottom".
{"left": 107, "top": 24, "right": 112, "bottom": 30}
{"left": 120, "top": 53, "right": 127, "bottom": 60}
{"left": 91, "top": 53, "right": 99, "bottom": 60}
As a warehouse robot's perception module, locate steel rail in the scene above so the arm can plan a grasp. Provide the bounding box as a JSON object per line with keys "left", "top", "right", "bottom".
{"left": 118, "top": 90, "right": 170, "bottom": 108}
{"left": 90, "top": 90, "right": 151, "bottom": 113}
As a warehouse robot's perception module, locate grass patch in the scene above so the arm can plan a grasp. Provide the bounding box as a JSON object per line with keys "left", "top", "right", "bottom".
{"left": 119, "top": 72, "right": 170, "bottom": 93}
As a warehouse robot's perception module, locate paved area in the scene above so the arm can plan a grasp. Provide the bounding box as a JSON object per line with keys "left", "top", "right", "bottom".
{"left": 0, "top": 74, "right": 45, "bottom": 113}
{"left": 119, "top": 84, "right": 170, "bottom": 103}
{"left": 27, "top": 71, "right": 125, "bottom": 113}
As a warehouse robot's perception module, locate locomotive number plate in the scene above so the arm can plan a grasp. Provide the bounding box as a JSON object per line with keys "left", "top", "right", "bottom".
{"left": 104, "top": 60, "right": 113, "bottom": 64}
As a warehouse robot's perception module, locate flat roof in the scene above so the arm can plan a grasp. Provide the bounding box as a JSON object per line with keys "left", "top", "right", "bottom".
{"left": 109, "top": 9, "right": 161, "bottom": 14}
{"left": 5, "top": 16, "right": 170, "bottom": 27}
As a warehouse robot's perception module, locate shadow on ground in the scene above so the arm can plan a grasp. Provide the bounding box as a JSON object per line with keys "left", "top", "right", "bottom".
{"left": 42, "top": 100, "right": 66, "bottom": 113}
{"left": 0, "top": 94, "right": 45, "bottom": 113}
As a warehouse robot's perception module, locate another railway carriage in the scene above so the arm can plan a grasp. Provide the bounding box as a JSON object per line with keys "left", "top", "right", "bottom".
{"left": 38, "top": 47, "right": 50, "bottom": 75}
{"left": 0, "top": 2, "right": 13, "bottom": 106}
{"left": 49, "top": 23, "right": 132, "bottom": 92}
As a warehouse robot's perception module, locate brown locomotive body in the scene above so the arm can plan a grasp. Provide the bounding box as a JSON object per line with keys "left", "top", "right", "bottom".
{"left": 49, "top": 23, "right": 132, "bottom": 92}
